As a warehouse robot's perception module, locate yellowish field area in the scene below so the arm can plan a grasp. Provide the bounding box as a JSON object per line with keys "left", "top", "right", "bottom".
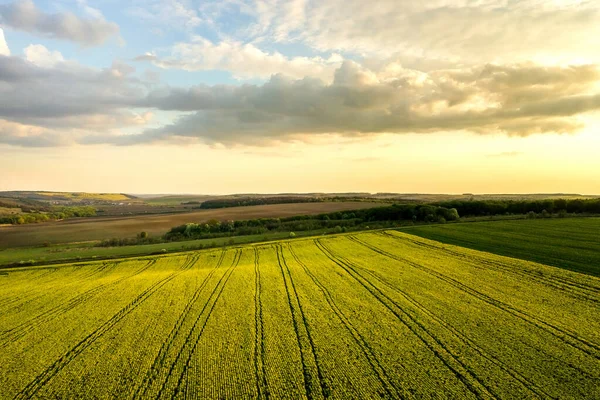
{"left": 0, "top": 232, "right": 598, "bottom": 398}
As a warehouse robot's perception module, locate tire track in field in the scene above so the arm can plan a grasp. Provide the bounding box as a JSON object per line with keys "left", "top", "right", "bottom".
{"left": 131, "top": 250, "right": 226, "bottom": 399}
{"left": 276, "top": 244, "right": 329, "bottom": 399}
{"left": 381, "top": 231, "right": 600, "bottom": 303}
{"left": 0, "top": 262, "right": 120, "bottom": 314}
{"left": 151, "top": 250, "right": 242, "bottom": 399}
{"left": 13, "top": 255, "right": 199, "bottom": 400}
{"left": 253, "top": 247, "right": 269, "bottom": 399}
{"left": 286, "top": 244, "right": 403, "bottom": 399}
{"left": 28, "top": 268, "right": 58, "bottom": 281}
{"left": 315, "top": 239, "right": 497, "bottom": 400}
{"left": 0, "top": 261, "right": 142, "bottom": 340}
{"left": 327, "top": 240, "right": 555, "bottom": 399}
{"left": 350, "top": 235, "right": 600, "bottom": 360}
{"left": 0, "top": 260, "right": 157, "bottom": 347}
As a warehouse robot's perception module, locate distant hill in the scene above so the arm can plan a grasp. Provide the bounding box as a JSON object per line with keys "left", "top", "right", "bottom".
{"left": 0, "top": 191, "right": 138, "bottom": 205}
{"left": 140, "top": 192, "right": 600, "bottom": 205}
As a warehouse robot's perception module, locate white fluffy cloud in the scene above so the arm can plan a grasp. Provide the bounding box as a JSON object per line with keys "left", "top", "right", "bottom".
{"left": 24, "top": 44, "right": 64, "bottom": 67}
{"left": 135, "top": 36, "right": 343, "bottom": 81}
{"left": 0, "top": 0, "right": 119, "bottom": 46}
{"left": 0, "top": 28, "right": 9, "bottom": 56}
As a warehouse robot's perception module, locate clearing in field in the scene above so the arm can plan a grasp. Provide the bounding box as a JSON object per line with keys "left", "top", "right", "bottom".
{"left": 0, "top": 231, "right": 598, "bottom": 398}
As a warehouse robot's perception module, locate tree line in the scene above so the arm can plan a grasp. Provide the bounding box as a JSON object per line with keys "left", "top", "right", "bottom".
{"left": 160, "top": 203, "right": 460, "bottom": 242}
{"left": 434, "top": 198, "right": 600, "bottom": 217}
{"left": 97, "top": 198, "right": 600, "bottom": 247}
{"left": 0, "top": 206, "right": 96, "bottom": 225}
{"left": 194, "top": 196, "right": 370, "bottom": 209}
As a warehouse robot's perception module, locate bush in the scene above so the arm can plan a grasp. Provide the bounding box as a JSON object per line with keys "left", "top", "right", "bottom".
{"left": 289, "top": 232, "right": 296, "bottom": 237}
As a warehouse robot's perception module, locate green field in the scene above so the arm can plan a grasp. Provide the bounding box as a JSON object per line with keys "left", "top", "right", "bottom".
{"left": 404, "top": 217, "right": 600, "bottom": 276}
{"left": 1, "top": 231, "right": 598, "bottom": 398}
{"left": 0, "top": 229, "right": 329, "bottom": 267}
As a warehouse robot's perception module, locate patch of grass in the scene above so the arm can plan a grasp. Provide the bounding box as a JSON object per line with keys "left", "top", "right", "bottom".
{"left": 401, "top": 217, "right": 600, "bottom": 276}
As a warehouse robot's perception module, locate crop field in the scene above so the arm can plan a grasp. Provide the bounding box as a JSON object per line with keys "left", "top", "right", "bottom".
{"left": 1, "top": 232, "right": 598, "bottom": 399}
{"left": 405, "top": 217, "right": 600, "bottom": 276}
{"left": 0, "top": 201, "right": 381, "bottom": 248}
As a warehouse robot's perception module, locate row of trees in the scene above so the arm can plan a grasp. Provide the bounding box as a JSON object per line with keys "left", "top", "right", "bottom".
{"left": 162, "top": 204, "right": 460, "bottom": 241}
{"left": 434, "top": 198, "right": 600, "bottom": 217}
{"left": 197, "top": 196, "right": 322, "bottom": 209}
{"left": 0, "top": 206, "right": 96, "bottom": 225}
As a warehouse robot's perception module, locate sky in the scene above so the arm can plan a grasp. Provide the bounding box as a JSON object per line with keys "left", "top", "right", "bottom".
{"left": 0, "top": 0, "right": 599, "bottom": 194}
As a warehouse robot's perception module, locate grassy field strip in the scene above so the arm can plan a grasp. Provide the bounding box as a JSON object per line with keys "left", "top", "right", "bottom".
{"left": 258, "top": 246, "right": 308, "bottom": 398}
{"left": 142, "top": 250, "right": 242, "bottom": 398}
{"left": 183, "top": 249, "right": 257, "bottom": 398}
{"left": 275, "top": 244, "right": 328, "bottom": 399}
{"left": 0, "top": 260, "right": 157, "bottom": 347}
{"left": 1, "top": 230, "right": 599, "bottom": 398}
{"left": 131, "top": 249, "right": 226, "bottom": 398}
{"left": 0, "top": 262, "right": 116, "bottom": 309}
{"left": 323, "top": 238, "right": 575, "bottom": 398}
{"left": 373, "top": 232, "right": 600, "bottom": 343}
{"left": 0, "top": 257, "right": 182, "bottom": 395}
{"left": 10, "top": 254, "right": 200, "bottom": 399}
{"left": 350, "top": 234, "right": 600, "bottom": 359}
{"left": 402, "top": 218, "right": 600, "bottom": 276}
{"left": 285, "top": 243, "right": 403, "bottom": 398}
{"left": 34, "top": 254, "right": 216, "bottom": 398}
{"left": 337, "top": 233, "right": 600, "bottom": 397}
{"left": 290, "top": 241, "right": 477, "bottom": 398}
{"left": 253, "top": 247, "right": 268, "bottom": 398}
{"left": 315, "top": 238, "right": 495, "bottom": 399}
{"left": 347, "top": 235, "right": 600, "bottom": 374}
{"left": 0, "top": 261, "right": 143, "bottom": 333}
{"left": 384, "top": 231, "right": 600, "bottom": 302}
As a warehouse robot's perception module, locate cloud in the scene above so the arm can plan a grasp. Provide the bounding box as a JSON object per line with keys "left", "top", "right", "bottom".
{"left": 124, "top": 61, "right": 600, "bottom": 145}
{"left": 0, "top": 0, "right": 119, "bottom": 46}
{"left": 2, "top": 50, "right": 600, "bottom": 147}
{"left": 24, "top": 44, "right": 64, "bottom": 67}
{"left": 0, "top": 118, "right": 69, "bottom": 147}
{"left": 0, "top": 28, "right": 9, "bottom": 56}
{"left": 203, "top": 0, "right": 600, "bottom": 64}
{"left": 0, "top": 52, "right": 149, "bottom": 132}
{"left": 135, "top": 36, "right": 343, "bottom": 81}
